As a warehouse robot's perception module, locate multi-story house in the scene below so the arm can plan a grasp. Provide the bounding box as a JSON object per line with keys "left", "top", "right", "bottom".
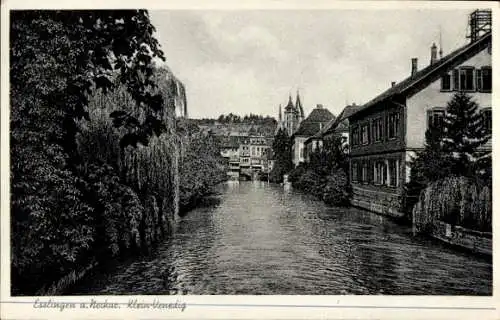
{"left": 248, "top": 136, "right": 271, "bottom": 172}
{"left": 291, "top": 104, "right": 334, "bottom": 166}
{"left": 346, "top": 10, "right": 492, "bottom": 218}
{"left": 304, "top": 103, "right": 359, "bottom": 162}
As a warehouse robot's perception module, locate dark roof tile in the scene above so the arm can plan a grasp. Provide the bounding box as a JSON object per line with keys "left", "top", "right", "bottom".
{"left": 293, "top": 107, "right": 334, "bottom": 137}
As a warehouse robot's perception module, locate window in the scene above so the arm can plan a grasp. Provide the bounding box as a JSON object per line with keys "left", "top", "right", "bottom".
{"left": 362, "top": 162, "right": 368, "bottom": 183}
{"left": 482, "top": 108, "right": 492, "bottom": 134}
{"left": 477, "top": 67, "right": 492, "bottom": 92}
{"left": 352, "top": 162, "right": 358, "bottom": 182}
{"left": 372, "top": 118, "right": 383, "bottom": 142}
{"left": 388, "top": 159, "right": 398, "bottom": 187}
{"left": 361, "top": 123, "right": 370, "bottom": 145}
{"left": 441, "top": 72, "right": 452, "bottom": 91}
{"left": 453, "top": 69, "right": 459, "bottom": 90}
{"left": 352, "top": 126, "right": 360, "bottom": 146}
{"left": 300, "top": 147, "right": 304, "bottom": 158}
{"left": 373, "top": 161, "right": 386, "bottom": 185}
{"left": 387, "top": 112, "right": 400, "bottom": 139}
{"left": 459, "top": 67, "right": 474, "bottom": 91}
{"left": 427, "top": 108, "right": 445, "bottom": 130}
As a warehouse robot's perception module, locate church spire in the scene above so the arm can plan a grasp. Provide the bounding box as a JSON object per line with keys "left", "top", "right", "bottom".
{"left": 285, "top": 93, "right": 294, "bottom": 111}
{"left": 278, "top": 104, "right": 282, "bottom": 122}
{"left": 296, "top": 90, "right": 304, "bottom": 119}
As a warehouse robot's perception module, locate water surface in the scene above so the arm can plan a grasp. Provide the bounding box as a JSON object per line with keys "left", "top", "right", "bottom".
{"left": 73, "top": 181, "right": 492, "bottom": 295}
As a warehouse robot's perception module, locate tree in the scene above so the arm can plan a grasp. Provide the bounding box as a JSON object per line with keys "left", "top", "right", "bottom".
{"left": 441, "top": 91, "right": 491, "bottom": 178}
{"left": 10, "top": 10, "right": 168, "bottom": 294}
{"left": 269, "top": 128, "right": 293, "bottom": 182}
{"left": 407, "top": 92, "right": 491, "bottom": 216}
{"left": 309, "top": 134, "right": 349, "bottom": 176}
{"left": 410, "top": 91, "right": 490, "bottom": 186}
{"left": 10, "top": 10, "right": 166, "bottom": 155}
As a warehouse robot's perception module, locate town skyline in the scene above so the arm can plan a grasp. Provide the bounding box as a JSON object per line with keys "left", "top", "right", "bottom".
{"left": 151, "top": 9, "right": 474, "bottom": 119}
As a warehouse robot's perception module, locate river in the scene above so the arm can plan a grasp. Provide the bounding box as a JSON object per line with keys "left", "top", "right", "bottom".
{"left": 71, "top": 181, "right": 492, "bottom": 295}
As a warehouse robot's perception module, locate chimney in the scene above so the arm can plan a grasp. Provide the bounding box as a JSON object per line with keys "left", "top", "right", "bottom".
{"left": 430, "top": 43, "right": 438, "bottom": 64}
{"left": 411, "top": 58, "right": 418, "bottom": 76}
{"left": 391, "top": 81, "right": 396, "bottom": 87}
{"left": 316, "top": 104, "right": 323, "bottom": 109}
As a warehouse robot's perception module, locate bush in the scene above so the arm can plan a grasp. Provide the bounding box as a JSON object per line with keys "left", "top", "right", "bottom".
{"left": 294, "top": 169, "right": 322, "bottom": 194}
{"left": 413, "top": 176, "right": 491, "bottom": 233}
{"left": 323, "top": 169, "right": 350, "bottom": 206}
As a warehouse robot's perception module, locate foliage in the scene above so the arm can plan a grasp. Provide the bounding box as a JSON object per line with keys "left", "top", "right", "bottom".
{"left": 410, "top": 92, "right": 491, "bottom": 186}
{"left": 211, "top": 113, "right": 277, "bottom": 125}
{"left": 323, "top": 169, "right": 350, "bottom": 207}
{"left": 413, "top": 176, "right": 491, "bottom": 233}
{"left": 10, "top": 136, "right": 95, "bottom": 294}
{"left": 80, "top": 163, "right": 143, "bottom": 256}
{"left": 10, "top": 10, "right": 178, "bottom": 295}
{"left": 407, "top": 92, "right": 492, "bottom": 219}
{"left": 309, "top": 135, "right": 349, "bottom": 176}
{"left": 10, "top": 10, "right": 166, "bottom": 154}
{"left": 288, "top": 135, "right": 350, "bottom": 206}
{"left": 177, "top": 119, "right": 227, "bottom": 213}
{"left": 269, "top": 128, "right": 293, "bottom": 183}
{"left": 441, "top": 92, "right": 491, "bottom": 176}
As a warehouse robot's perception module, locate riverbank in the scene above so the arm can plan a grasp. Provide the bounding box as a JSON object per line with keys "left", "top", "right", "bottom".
{"left": 423, "top": 221, "right": 492, "bottom": 256}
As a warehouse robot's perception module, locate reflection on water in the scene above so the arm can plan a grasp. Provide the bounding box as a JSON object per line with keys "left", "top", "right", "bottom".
{"left": 73, "top": 181, "right": 492, "bottom": 295}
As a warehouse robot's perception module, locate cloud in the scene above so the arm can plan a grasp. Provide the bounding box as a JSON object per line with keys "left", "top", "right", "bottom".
{"left": 150, "top": 9, "right": 473, "bottom": 119}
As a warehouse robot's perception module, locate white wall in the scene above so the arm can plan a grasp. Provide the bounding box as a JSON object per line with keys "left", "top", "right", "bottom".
{"left": 406, "top": 47, "right": 492, "bottom": 150}
{"left": 293, "top": 137, "right": 307, "bottom": 166}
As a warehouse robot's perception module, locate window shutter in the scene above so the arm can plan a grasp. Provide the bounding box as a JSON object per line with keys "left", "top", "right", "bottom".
{"left": 476, "top": 69, "right": 482, "bottom": 91}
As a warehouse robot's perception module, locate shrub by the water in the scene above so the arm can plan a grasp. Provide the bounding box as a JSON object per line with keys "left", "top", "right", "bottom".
{"left": 322, "top": 169, "right": 350, "bottom": 207}
{"left": 288, "top": 135, "right": 350, "bottom": 207}
{"left": 412, "top": 176, "right": 491, "bottom": 233}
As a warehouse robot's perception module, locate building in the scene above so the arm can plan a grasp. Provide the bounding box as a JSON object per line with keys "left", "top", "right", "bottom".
{"left": 291, "top": 104, "right": 334, "bottom": 166}
{"left": 346, "top": 10, "right": 492, "bottom": 218}
{"left": 277, "top": 92, "right": 305, "bottom": 136}
{"left": 219, "top": 136, "right": 242, "bottom": 180}
{"left": 304, "top": 103, "right": 359, "bottom": 162}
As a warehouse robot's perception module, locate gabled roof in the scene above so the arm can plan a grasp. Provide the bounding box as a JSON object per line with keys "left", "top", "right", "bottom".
{"left": 322, "top": 104, "right": 360, "bottom": 136}
{"left": 293, "top": 107, "right": 334, "bottom": 137}
{"left": 349, "top": 32, "right": 492, "bottom": 118}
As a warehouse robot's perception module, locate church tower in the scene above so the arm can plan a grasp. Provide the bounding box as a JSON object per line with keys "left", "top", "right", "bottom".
{"left": 295, "top": 91, "right": 304, "bottom": 125}
{"left": 284, "top": 94, "right": 295, "bottom": 136}
{"left": 276, "top": 91, "right": 304, "bottom": 136}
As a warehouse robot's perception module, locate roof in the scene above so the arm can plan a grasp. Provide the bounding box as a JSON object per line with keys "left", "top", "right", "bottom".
{"left": 295, "top": 93, "right": 304, "bottom": 118}
{"left": 348, "top": 32, "right": 492, "bottom": 118}
{"left": 284, "top": 95, "right": 294, "bottom": 111}
{"left": 219, "top": 135, "right": 241, "bottom": 148}
{"left": 293, "top": 107, "right": 334, "bottom": 137}
{"left": 321, "top": 104, "right": 360, "bottom": 136}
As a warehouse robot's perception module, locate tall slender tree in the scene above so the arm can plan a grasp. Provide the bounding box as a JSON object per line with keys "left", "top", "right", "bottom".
{"left": 269, "top": 128, "right": 293, "bottom": 182}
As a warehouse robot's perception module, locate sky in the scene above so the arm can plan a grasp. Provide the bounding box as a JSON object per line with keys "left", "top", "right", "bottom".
{"left": 150, "top": 9, "right": 474, "bottom": 119}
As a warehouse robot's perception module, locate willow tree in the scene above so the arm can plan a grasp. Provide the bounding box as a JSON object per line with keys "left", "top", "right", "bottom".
{"left": 10, "top": 10, "right": 169, "bottom": 295}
